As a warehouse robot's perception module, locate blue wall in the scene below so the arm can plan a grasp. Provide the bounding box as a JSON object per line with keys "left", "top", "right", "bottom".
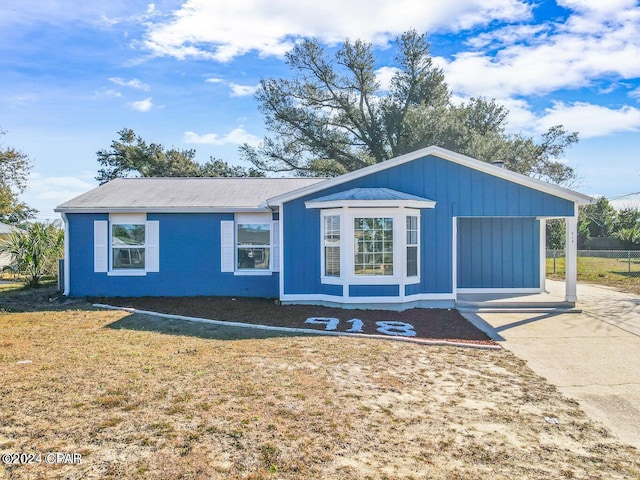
{"left": 457, "top": 217, "right": 540, "bottom": 289}
{"left": 66, "top": 212, "right": 279, "bottom": 298}
{"left": 282, "top": 154, "right": 573, "bottom": 296}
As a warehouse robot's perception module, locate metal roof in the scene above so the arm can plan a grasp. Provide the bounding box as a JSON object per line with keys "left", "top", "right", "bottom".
{"left": 55, "top": 177, "right": 327, "bottom": 213}
{"left": 305, "top": 188, "right": 437, "bottom": 209}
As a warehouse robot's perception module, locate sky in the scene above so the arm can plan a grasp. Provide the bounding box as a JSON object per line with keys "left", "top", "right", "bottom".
{"left": 1, "top": 0, "right": 639, "bottom": 221}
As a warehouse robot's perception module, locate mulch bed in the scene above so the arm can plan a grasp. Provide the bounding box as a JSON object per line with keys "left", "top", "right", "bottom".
{"left": 91, "top": 295, "right": 497, "bottom": 346}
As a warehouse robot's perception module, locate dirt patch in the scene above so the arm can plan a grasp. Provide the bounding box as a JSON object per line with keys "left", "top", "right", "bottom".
{"left": 91, "top": 295, "right": 495, "bottom": 345}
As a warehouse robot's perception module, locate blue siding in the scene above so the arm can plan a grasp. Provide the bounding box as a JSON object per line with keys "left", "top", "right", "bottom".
{"left": 457, "top": 218, "right": 540, "bottom": 289}
{"left": 67, "top": 213, "right": 279, "bottom": 297}
{"left": 282, "top": 154, "right": 568, "bottom": 295}
{"left": 349, "top": 284, "right": 400, "bottom": 297}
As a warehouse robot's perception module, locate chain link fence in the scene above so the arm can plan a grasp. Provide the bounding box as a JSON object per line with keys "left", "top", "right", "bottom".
{"left": 547, "top": 249, "right": 640, "bottom": 276}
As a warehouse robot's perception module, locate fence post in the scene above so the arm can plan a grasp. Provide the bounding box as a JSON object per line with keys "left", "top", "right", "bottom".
{"left": 629, "top": 251, "right": 631, "bottom": 274}
{"left": 553, "top": 249, "right": 556, "bottom": 274}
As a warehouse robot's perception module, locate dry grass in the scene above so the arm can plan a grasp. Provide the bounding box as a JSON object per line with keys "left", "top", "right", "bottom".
{"left": 1, "top": 288, "right": 639, "bottom": 480}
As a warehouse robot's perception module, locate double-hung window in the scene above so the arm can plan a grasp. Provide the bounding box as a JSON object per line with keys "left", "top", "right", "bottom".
{"left": 93, "top": 213, "right": 159, "bottom": 275}
{"left": 220, "top": 212, "right": 278, "bottom": 274}
{"left": 112, "top": 223, "right": 146, "bottom": 270}
{"left": 323, "top": 215, "right": 341, "bottom": 277}
{"left": 406, "top": 216, "right": 419, "bottom": 278}
{"left": 237, "top": 223, "right": 271, "bottom": 270}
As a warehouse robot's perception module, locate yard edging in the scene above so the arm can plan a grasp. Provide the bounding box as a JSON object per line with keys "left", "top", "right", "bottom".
{"left": 93, "top": 303, "right": 502, "bottom": 350}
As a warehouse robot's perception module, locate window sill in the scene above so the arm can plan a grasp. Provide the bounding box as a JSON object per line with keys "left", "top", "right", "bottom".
{"left": 233, "top": 270, "right": 273, "bottom": 276}
{"left": 107, "top": 270, "right": 147, "bottom": 276}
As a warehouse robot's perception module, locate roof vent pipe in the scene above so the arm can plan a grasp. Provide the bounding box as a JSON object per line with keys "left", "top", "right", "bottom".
{"left": 492, "top": 160, "right": 505, "bottom": 168}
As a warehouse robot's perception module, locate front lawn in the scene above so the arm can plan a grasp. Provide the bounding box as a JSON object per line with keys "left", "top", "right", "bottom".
{"left": 1, "top": 288, "right": 638, "bottom": 479}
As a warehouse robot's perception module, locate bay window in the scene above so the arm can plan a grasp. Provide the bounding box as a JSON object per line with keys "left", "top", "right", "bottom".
{"left": 320, "top": 208, "right": 421, "bottom": 285}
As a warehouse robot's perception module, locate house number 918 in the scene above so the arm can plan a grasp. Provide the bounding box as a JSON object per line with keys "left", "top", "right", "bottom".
{"left": 305, "top": 317, "right": 416, "bottom": 337}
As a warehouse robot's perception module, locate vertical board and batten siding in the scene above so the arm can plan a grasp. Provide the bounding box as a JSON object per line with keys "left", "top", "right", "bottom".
{"left": 282, "top": 154, "right": 574, "bottom": 296}
{"left": 67, "top": 212, "right": 279, "bottom": 297}
{"left": 457, "top": 218, "right": 539, "bottom": 289}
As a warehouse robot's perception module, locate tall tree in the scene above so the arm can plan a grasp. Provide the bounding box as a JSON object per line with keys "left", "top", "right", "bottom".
{"left": 97, "top": 128, "right": 263, "bottom": 184}
{"left": 241, "top": 30, "right": 578, "bottom": 185}
{"left": 0, "top": 129, "right": 37, "bottom": 224}
{"left": 613, "top": 207, "right": 640, "bottom": 248}
{"left": 578, "top": 196, "right": 617, "bottom": 245}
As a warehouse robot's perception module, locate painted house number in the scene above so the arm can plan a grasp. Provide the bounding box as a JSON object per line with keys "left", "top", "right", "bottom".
{"left": 305, "top": 317, "right": 416, "bottom": 337}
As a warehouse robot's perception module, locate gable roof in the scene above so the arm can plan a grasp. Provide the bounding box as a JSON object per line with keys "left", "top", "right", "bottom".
{"left": 267, "top": 145, "right": 594, "bottom": 207}
{"left": 55, "top": 177, "right": 326, "bottom": 213}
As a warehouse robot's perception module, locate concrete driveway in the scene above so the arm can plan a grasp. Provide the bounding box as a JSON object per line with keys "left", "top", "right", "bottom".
{"left": 463, "top": 280, "right": 640, "bottom": 449}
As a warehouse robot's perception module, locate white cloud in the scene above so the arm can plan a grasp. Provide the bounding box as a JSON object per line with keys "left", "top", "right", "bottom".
{"left": 184, "top": 127, "right": 261, "bottom": 146}
{"left": 630, "top": 87, "right": 640, "bottom": 101}
{"left": 536, "top": 102, "right": 640, "bottom": 138}
{"left": 375, "top": 66, "right": 400, "bottom": 91}
{"left": 94, "top": 88, "right": 122, "bottom": 99}
{"left": 439, "top": 1, "right": 640, "bottom": 98}
{"left": 206, "top": 77, "right": 258, "bottom": 96}
{"left": 25, "top": 173, "right": 96, "bottom": 221}
{"left": 228, "top": 83, "right": 258, "bottom": 97}
{"left": 142, "top": 0, "right": 531, "bottom": 61}
{"left": 130, "top": 97, "right": 153, "bottom": 112}
{"left": 109, "top": 77, "right": 150, "bottom": 90}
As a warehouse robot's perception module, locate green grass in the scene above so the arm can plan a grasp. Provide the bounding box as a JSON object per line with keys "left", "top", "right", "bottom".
{"left": 547, "top": 256, "right": 640, "bottom": 294}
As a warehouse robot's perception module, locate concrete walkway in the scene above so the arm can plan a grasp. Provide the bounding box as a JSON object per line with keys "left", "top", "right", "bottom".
{"left": 463, "top": 280, "right": 640, "bottom": 449}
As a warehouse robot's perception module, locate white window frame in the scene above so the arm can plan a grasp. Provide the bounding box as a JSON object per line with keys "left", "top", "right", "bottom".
{"left": 406, "top": 214, "right": 420, "bottom": 280}
{"left": 101, "top": 213, "right": 159, "bottom": 277}
{"left": 320, "top": 209, "right": 343, "bottom": 284}
{"left": 232, "top": 213, "right": 276, "bottom": 276}
{"left": 320, "top": 207, "right": 421, "bottom": 286}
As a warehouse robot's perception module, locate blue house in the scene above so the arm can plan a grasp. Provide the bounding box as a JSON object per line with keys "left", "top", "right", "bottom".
{"left": 56, "top": 146, "right": 592, "bottom": 308}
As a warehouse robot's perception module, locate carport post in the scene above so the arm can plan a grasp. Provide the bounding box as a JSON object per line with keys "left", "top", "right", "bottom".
{"left": 565, "top": 210, "right": 578, "bottom": 303}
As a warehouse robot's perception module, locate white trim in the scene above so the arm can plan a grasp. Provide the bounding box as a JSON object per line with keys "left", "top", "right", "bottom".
{"left": 235, "top": 213, "right": 273, "bottom": 274}
{"left": 279, "top": 292, "right": 456, "bottom": 310}
{"left": 233, "top": 270, "right": 273, "bottom": 276}
{"left": 93, "top": 220, "right": 108, "bottom": 273}
{"left": 61, "top": 213, "right": 70, "bottom": 295}
{"left": 306, "top": 199, "right": 435, "bottom": 209}
{"left": 107, "top": 270, "right": 146, "bottom": 277}
{"left": 320, "top": 210, "right": 343, "bottom": 284}
{"left": 279, "top": 213, "right": 285, "bottom": 294}
{"left": 565, "top": 204, "right": 579, "bottom": 303}
{"left": 452, "top": 216, "right": 458, "bottom": 298}
{"left": 280, "top": 293, "right": 455, "bottom": 301}
{"left": 268, "top": 145, "right": 594, "bottom": 207}
{"left": 145, "top": 220, "right": 160, "bottom": 273}
{"left": 236, "top": 212, "right": 273, "bottom": 224}
{"left": 271, "top": 220, "right": 280, "bottom": 272}
{"left": 109, "top": 215, "right": 147, "bottom": 274}
{"left": 539, "top": 218, "right": 546, "bottom": 292}
{"left": 456, "top": 287, "right": 543, "bottom": 294}
{"left": 109, "top": 212, "right": 146, "bottom": 224}
{"left": 220, "top": 220, "right": 235, "bottom": 272}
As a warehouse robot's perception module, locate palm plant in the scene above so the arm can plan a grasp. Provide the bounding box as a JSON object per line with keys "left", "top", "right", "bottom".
{"left": 0, "top": 222, "right": 64, "bottom": 287}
